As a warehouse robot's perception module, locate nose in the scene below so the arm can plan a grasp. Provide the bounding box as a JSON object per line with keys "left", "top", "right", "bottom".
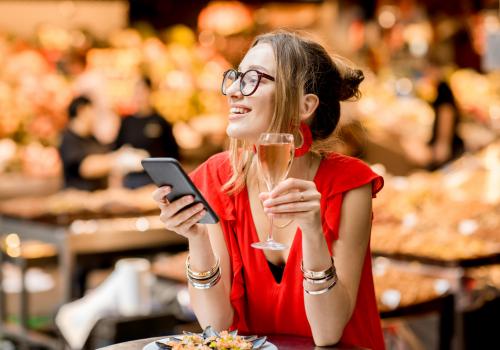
{"left": 226, "top": 78, "right": 242, "bottom": 98}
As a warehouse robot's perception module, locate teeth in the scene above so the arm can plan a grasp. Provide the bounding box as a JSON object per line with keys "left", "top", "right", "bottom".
{"left": 230, "top": 107, "right": 250, "bottom": 114}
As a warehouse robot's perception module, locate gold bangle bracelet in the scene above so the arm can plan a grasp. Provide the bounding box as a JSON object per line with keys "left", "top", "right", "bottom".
{"left": 301, "top": 257, "right": 335, "bottom": 280}
{"left": 185, "top": 255, "right": 220, "bottom": 280}
{"left": 303, "top": 273, "right": 338, "bottom": 295}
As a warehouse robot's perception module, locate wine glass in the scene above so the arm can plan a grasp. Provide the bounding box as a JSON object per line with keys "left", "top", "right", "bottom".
{"left": 251, "top": 133, "right": 294, "bottom": 250}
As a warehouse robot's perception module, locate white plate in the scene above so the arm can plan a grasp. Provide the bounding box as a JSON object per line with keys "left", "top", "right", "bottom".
{"left": 143, "top": 336, "right": 277, "bottom": 350}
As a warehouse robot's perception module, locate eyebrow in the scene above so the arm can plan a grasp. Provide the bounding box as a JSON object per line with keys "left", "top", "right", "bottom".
{"left": 237, "top": 64, "right": 270, "bottom": 73}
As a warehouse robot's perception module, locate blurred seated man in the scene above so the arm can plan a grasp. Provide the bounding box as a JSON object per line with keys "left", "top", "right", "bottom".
{"left": 114, "top": 76, "right": 180, "bottom": 188}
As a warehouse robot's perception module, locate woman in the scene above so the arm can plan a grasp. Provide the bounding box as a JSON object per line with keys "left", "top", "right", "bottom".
{"left": 426, "top": 80, "right": 464, "bottom": 170}
{"left": 153, "top": 31, "right": 384, "bottom": 349}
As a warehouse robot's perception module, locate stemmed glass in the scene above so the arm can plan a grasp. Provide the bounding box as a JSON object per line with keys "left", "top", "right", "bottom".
{"left": 251, "top": 133, "right": 294, "bottom": 250}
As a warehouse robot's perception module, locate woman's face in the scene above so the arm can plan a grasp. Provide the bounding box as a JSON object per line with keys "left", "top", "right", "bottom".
{"left": 225, "top": 43, "right": 276, "bottom": 143}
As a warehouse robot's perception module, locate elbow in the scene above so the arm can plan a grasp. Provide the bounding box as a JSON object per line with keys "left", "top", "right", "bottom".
{"left": 196, "top": 305, "right": 234, "bottom": 332}
{"left": 312, "top": 332, "right": 343, "bottom": 347}
{"left": 310, "top": 314, "right": 349, "bottom": 347}
{"left": 199, "top": 310, "right": 233, "bottom": 332}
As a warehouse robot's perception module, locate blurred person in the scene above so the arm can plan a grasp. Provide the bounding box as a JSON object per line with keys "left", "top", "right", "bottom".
{"left": 152, "top": 31, "right": 385, "bottom": 349}
{"left": 59, "top": 95, "right": 112, "bottom": 191}
{"left": 114, "top": 76, "right": 179, "bottom": 189}
{"left": 403, "top": 67, "right": 465, "bottom": 170}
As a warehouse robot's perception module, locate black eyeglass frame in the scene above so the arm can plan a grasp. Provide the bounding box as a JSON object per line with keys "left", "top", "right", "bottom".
{"left": 221, "top": 69, "right": 275, "bottom": 96}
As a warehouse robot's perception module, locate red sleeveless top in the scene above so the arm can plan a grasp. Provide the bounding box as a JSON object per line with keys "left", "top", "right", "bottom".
{"left": 190, "top": 152, "right": 385, "bottom": 350}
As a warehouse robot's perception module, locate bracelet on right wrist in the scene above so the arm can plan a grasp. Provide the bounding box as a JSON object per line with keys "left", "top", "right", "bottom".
{"left": 301, "top": 257, "right": 335, "bottom": 280}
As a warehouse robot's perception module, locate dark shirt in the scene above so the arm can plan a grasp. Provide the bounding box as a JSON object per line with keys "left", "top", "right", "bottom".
{"left": 59, "top": 129, "right": 110, "bottom": 191}
{"left": 428, "top": 81, "right": 465, "bottom": 170}
{"left": 115, "top": 112, "right": 180, "bottom": 188}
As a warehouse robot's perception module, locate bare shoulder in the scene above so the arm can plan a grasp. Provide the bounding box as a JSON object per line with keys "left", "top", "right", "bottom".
{"left": 343, "top": 183, "right": 373, "bottom": 207}
{"left": 338, "top": 183, "right": 373, "bottom": 243}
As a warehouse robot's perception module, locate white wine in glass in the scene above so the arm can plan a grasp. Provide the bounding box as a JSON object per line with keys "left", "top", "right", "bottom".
{"left": 251, "top": 133, "right": 294, "bottom": 250}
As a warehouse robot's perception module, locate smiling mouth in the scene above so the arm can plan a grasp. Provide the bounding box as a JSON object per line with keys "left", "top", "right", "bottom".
{"left": 230, "top": 107, "right": 251, "bottom": 115}
{"left": 229, "top": 107, "right": 251, "bottom": 120}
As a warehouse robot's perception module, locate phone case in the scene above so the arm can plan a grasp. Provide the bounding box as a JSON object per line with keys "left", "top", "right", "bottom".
{"left": 141, "top": 158, "right": 219, "bottom": 224}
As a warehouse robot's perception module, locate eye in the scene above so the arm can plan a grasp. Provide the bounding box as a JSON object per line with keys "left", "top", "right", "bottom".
{"left": 244, "top": 71, "right": 259, "bottom": 84}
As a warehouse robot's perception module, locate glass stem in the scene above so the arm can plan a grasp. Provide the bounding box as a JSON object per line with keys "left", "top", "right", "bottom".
{"left": 267, "top": 214, "right": 274, "bottom": 242}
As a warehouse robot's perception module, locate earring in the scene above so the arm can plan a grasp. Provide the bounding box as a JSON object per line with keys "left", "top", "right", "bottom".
{"left": 294, "top": 122, "right": 312, "bottom": 158}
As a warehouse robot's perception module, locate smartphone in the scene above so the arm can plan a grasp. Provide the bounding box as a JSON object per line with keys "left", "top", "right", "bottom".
{"left": 141, "top": 157, "right": 219, "bottom": 224}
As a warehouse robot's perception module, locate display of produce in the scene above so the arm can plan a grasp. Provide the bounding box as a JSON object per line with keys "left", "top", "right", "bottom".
{"left": 373, "top": 258, "right": 452, "bottom": 312}
{"left": 371, "top": 141, "right": 500, "bottom": 264}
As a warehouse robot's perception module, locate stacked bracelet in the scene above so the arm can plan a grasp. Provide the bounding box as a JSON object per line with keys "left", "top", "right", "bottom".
{"left": 302, "top": 258, "right": 338, "bottom": 295}
{"left": 186, "top": 255, "right": 221, "bottom": 289}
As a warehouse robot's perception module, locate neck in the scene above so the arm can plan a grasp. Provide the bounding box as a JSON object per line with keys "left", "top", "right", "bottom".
{"left": 69, "top": 119, "right": 91, "bottom": 137}
{"left": 288, "top": 153, "right": 317, "bottom": 181}
{"left": 137, "top": 105, "right": 153, "bottom": 116}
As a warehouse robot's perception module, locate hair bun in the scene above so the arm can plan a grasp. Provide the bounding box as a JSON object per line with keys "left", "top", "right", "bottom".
{"left": 338, "top": 68, "right": 364, "bottom": 101}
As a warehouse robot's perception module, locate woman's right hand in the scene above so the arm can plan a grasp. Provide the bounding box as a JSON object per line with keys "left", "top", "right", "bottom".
{"left": 152, "top": 186, "right": 207, "bottom": 239}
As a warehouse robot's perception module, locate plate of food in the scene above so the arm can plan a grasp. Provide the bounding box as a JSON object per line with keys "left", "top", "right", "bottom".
{"left": 143, "top": 326, "right": 277, "bottom": 350}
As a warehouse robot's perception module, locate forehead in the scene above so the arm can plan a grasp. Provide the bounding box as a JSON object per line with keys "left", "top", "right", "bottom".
{"left": 239, "top": 43, "right": 275, "bottom": 75}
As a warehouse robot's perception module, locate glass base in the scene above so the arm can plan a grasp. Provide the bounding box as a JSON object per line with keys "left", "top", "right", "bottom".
{"left": 251, "top": 239, "right": 288, "bottom": 251}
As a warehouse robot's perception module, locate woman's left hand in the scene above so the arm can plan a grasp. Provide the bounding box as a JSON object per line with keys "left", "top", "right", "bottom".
{"left": 259, "top": 178, "right": 322, "bottom": 233}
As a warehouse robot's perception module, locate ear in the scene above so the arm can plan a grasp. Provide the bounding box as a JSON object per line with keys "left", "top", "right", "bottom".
{"left": 299, "top": 93, "right": 319, "bottom": 121}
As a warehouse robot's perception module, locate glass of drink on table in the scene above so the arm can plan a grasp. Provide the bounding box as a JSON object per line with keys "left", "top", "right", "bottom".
{"left": 251, "top": 132, "right": 294, "bottom": 250}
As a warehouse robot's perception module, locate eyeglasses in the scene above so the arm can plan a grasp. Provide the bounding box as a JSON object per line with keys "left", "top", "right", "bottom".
{"left": 221, "top": 69, "right": 275, "bottom": 96}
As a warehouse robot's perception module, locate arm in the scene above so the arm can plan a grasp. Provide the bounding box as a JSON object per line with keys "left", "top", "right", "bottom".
{"left": 59, "top": 132, "right": 116, "bottom": 180}
{"left": 188, "top": 223, "right": 234, "bottom": 330}
{"left": 303, "top": 184, "right": 372, "bottom": 345}
{"left": 262, "top": 180, "right": 373, "bottom": 346}
{"left": 79, "top": 153, "right": 116, "bottom": 179}
{"left": 152, "top": 187, "right": 234, "bottom": 330}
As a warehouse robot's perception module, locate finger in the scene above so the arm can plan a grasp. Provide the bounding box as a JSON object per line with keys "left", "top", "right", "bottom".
{"left": 271, "top": 178, "right": 312, "bottom": 197}
{"left": 264, "top": 190, "right": 320, "bottom": 207}
{"left": 263, "top": 189, "right": 300, "bottom": 207}
{"left": 264, "top": 201, "right": 318, "bottom": 214}
{"left": 175, "top": 209, "right": 207, "bottom": 234}
{"left": 159, "top": 202, "right": 169, "bottom": 211}
{"left": 152, "top": 186, "right": 171, "bottom": 203}
{"left": 165, "top": 202, "right": 205, "bottom": 228}
{"left": 258, "top": 191, "right": 271, "bottom": 201}
{"left": 161, "top": 195, "right": 195, "bottom": 219}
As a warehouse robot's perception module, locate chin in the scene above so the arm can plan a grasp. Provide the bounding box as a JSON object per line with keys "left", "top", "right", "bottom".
{"left": 226, "top": 124, "right": 259, "bottom": 143}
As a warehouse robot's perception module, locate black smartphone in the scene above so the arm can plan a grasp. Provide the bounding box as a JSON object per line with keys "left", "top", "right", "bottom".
{"left": 141, "top": 157, "right": 219, "bottom": 224}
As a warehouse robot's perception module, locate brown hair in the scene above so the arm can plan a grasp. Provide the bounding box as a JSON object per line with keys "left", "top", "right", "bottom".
{"left": 223, "top": 30, "right": 364, "bottom": 194}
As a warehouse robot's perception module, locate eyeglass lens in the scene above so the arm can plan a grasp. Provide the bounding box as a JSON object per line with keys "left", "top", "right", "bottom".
{"left": 223, "top": 70, "right": 259, "bottom": 96}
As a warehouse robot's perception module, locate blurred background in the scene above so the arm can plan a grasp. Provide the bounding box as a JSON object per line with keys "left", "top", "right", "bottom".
{"left": 0, "top": 0, "right": 498, "bottom": 349}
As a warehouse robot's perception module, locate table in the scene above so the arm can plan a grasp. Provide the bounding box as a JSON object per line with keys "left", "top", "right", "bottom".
{"left": 98, "top": 336, "right": 369, "bottom": 350}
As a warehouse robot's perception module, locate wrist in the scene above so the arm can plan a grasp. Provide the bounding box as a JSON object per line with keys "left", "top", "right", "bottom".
{"left": 301, "top": 222, "right": 325, "bottom": 246}
{"left": 188, "top": 227, "right": 210, "bottom": 250}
